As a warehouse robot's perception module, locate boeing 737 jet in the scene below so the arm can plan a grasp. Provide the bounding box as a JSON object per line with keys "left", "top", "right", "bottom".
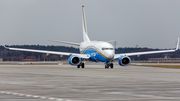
{"left": 4, "top": 5, "right": 179, "bottom": 69}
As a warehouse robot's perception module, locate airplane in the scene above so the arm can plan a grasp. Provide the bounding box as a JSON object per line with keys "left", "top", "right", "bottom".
{"left": 3, "top": 5, "right": 179, "bottom": 69}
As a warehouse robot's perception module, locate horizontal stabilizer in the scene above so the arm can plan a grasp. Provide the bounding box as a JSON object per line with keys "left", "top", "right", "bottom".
{"left": 48, "top": 40, "right": 80, "bottom": 46}
{"left": 106, "top": 40, "right": 116, "bottom": 43}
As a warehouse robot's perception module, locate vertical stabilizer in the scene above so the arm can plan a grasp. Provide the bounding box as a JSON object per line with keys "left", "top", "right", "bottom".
{"left": 82, "top": 5, "right": 90, "bottom": 42}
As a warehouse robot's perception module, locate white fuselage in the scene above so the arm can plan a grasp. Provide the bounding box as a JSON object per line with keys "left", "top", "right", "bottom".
{"left": 80, "top": 41, "right": 114, "bottom": 62}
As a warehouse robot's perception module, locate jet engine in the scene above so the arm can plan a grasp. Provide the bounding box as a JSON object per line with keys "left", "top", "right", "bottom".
{"left": 119, "top": 56, "right": 131, "bottom": 66}
{"left": 68, "top": 55, "right": 81, "bottom": 65}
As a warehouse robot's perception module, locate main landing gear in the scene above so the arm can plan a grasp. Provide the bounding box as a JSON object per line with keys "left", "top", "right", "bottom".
{"left": 77, "top": 62, "right": 85, "bottom": 68}
{"left": 105, "top": 62, "right": 113, "bottom": 69}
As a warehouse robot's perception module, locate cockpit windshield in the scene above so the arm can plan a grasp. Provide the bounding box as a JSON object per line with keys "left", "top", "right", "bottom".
{"left": 102, "top": 48, "right": 114, "bottom": 50}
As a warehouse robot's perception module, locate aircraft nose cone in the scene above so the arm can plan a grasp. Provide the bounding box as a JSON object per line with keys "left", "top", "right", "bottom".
{"left": 105, "top": 51, "right": 114, "bottom": 59}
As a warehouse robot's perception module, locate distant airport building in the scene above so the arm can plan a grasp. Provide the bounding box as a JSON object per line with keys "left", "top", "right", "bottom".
{"left": 22, "top": 59, "right": 37, "bottom": 61}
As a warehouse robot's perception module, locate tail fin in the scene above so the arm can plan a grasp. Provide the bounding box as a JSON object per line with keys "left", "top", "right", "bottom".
{"left": 82, "top": 5, "right": 90, "bottom": 42}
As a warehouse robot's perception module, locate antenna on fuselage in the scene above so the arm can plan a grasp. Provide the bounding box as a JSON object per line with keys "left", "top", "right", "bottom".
{"left": 82, "top": 5, "right": 90, "bottom": 42}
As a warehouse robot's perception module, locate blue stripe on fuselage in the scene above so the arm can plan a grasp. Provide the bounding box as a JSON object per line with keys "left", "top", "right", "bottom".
{"left": 81, "top": 47, "right": 113, "bottom": 62}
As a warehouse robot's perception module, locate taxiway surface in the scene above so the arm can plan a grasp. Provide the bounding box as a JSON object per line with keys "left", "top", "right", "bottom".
{"left": 0, "top": 65, "right": 180, "bottom": 101}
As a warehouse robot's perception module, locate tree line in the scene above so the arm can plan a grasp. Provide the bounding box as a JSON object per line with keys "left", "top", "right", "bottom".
{"left": 0, "top": 45, "right": 179, "bottom": 61}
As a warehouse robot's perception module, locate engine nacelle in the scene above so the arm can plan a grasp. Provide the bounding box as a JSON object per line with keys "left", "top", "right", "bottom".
{"left": 119, "top": 56, "right": 131, "bottom": 66}
{"left": 68, "top": 55, "right": 81, "bottom": 65}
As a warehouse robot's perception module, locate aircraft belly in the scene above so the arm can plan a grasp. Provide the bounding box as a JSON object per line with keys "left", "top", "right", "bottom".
{"left": 96, "top": 53, "right": 112, "bottom": 62}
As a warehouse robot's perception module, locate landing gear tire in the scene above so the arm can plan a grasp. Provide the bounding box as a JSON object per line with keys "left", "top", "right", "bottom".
{"left": 81, "top": 63, "right": 84, "bottom": 68}
{"left": 110, "top": 63, "right": 113, "bottom": 69}
{"left": 77, "top": 65, "right": 80, "bottom": 68}
{"left": 77, "top": 62, "right": 85, "bottom": 69}
{"left": 105, "top": 65, "right": 109, "bottom": 69}
{"left": 105, "top": 62, "right": 113, "bottom": 69}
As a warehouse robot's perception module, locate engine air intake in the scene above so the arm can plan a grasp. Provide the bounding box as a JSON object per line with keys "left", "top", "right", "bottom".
{"left": 68, "top": 55, "right": 81, "bottom": 65}
{"left": 119, "top": 56, "right": 131, "bottom": 66}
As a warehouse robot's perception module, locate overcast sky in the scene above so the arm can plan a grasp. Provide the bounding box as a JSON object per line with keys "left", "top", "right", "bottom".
{"left": 0, "top": 0, "right": 180, "bottom": 49}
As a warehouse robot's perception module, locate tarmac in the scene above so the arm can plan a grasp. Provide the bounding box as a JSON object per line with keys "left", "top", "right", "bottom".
{"left": 0, "top": 64, "right": 180, "bottom": 101}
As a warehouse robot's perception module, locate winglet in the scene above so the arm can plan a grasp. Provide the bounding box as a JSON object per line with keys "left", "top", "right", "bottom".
{"left": 2, "top": 43, "right": 9, "bottom": 49}
{"left": 0, "top": 37, "right": 9, "bottom": 49}
{"left": 175, "top": 38, "right": 179, "bottom": 51}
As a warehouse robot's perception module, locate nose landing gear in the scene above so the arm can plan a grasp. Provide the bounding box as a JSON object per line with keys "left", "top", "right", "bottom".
{"left": 105, "top": 62, "right": 113, "bottom": 69}
{"left": 77, "top": 62, "right": 85, "bottom": 68}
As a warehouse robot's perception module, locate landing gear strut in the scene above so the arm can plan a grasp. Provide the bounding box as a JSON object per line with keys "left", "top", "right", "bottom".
{"left": 77, "top": 62, "right": 85, "bottom": 68}
{"left": 105, "top": 62, "right": 113, "bottom": 69}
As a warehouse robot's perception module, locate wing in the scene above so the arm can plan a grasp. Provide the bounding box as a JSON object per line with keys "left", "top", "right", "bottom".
{"left": 4, "top": 46, "right": 90, "bottom": 59}
{"left": 114, "top": 38, "right": 179, "bottom": 59}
